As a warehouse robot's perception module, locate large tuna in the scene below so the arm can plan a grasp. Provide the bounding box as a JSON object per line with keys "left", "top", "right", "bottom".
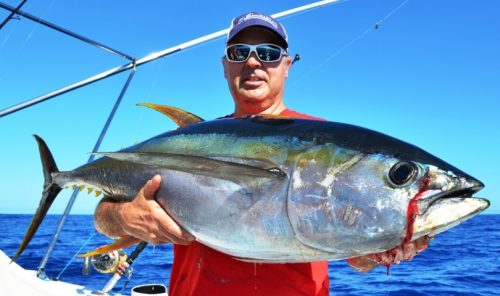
{"left": 12, "top": 104, "right": 489, "bottom": 262}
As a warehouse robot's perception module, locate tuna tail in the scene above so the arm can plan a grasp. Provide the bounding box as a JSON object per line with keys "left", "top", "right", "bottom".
{"left": 11, "top": 135, "right": 62, "bottom": 262}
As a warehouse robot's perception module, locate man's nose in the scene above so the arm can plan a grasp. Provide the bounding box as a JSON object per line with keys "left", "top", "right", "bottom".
{"left": 246, "top": 52, "right": 262, "bottom": 68}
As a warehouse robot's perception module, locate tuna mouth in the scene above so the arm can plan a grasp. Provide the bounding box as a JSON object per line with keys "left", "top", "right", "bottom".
{"left": 412, "top": 179, "right": 489, "bottom": 240}
{"left": 437, "top": 185, "right": 483, "bottom": 201}
{"left": 417, "top": 179, "right": 484, "bottom": 215}
{"left": 447, "top": 177, "right": 484, "bottom": 196}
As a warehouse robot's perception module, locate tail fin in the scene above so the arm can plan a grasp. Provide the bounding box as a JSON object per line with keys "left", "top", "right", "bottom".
{"left": 11, "top": 135, "right": 62, "bottom": 262}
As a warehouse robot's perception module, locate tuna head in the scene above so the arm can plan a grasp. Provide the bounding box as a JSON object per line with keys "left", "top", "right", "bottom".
{"left": 287, "top": 145, "right": 488, "bottom": 258}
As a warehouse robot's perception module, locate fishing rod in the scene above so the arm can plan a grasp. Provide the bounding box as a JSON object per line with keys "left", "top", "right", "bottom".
{"left": 0, "top": 0, "right": 346, "bottom": 118}
{"left": 99, "top": 241, "right": 148, "bottom": 294}
{"left": 0, "top": 1, "right": 134, "bottom": 60}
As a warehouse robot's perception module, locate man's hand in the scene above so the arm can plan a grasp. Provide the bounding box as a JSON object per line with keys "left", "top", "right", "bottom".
{"left": 94, "top": 175, "right": 194, "bottom": 245}
{"left": 347, "top": 236, "right": 431, "bottom": 272}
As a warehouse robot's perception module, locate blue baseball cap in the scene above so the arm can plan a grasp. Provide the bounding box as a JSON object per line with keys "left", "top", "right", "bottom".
{"left": 227, "top": 12, "right": 288, "bottom": 48}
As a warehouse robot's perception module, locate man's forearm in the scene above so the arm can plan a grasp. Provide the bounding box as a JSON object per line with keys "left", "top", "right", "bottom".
{"left": 94, "top": 197, "right": 127, "bottom": 238}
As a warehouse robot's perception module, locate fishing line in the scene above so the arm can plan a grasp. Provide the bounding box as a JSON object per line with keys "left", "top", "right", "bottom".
{"left": 277, "top": 0, "right": 351, "bottom": 22}
{"left": 0, "top": 22, "right": 15, "bottom": 48}
{"left": 55, "top": 231, "right": 96, "bottom": 280}
{"left": 379, "top": 0, "right": 410, "bottom": 23}
{"left": 145, "top": 35, "right": 223, "bottom": 92}
{"left": 0, "top": 0, "right": 40, "bottom": 83}
{"left": 287, "top": 0, "right": 410, "bottom": 90}
{"left": 130, "top": 36, "right": 223, "bottom": 136}
{"left": 0, "top": 0, "right": 33, "bottom": 49}
{"left": 124, "top": 57, "right": 163, "bottom": 136}
{"left": 17, "top": 0, "right": 57, "bottom": 52}
{"left": 128, "top": 56, "right": 167, "bottom": 139}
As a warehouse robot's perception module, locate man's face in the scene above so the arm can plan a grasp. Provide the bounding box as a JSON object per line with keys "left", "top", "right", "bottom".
{"left": 223, "top": 27, "right": 291, "bottom": 116}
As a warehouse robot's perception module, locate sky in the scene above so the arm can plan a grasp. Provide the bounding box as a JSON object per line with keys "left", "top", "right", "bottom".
{"left": 0, "top": 0, "right": 498, "bottom": 215}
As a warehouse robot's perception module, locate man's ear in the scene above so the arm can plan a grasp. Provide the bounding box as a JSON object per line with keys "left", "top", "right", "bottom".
{"left": 222, "top": 57, "right": 228, "bottom": 79}
{"left": 284, "top": 56, "right": 292, "bottom": 79}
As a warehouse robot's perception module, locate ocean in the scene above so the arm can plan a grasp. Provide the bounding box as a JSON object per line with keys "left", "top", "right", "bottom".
{"left": 1, "top": 214, "right": 499, "bottom": 295}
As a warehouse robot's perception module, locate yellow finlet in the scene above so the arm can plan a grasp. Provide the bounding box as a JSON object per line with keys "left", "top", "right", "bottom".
{"left": 87, "top": 188, "right": 94, "bottom": 194}
{"left": 95, "top": 190, "right": 102, "bottom": 197}
{"left": 137, "top": 102, "right": 204, "bottom": 127}
{"left": 77, "top": 236, "right": 141, "bottom": 258}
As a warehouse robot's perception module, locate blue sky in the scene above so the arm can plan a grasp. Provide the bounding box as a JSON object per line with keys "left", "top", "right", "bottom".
{"left": 0, "top": 0, "right": 498, "bottom": 215}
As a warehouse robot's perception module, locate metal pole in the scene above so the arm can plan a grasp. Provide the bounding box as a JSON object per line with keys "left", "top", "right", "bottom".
{"left": 0, "top": 1, "right": 134, "bottom": 60}
{"left": 0, "top": 0, "right": 27, "bottom": 30}
{"left": 37, "top": 68, "right": 137, "bottom": 279}
{"left": 0, "top": 0, "right": 344, "bottom": 118}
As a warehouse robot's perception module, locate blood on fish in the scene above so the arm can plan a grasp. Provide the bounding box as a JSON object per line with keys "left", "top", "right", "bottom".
{"left": 404, "top": 175, "right": 431, "bottom": 243}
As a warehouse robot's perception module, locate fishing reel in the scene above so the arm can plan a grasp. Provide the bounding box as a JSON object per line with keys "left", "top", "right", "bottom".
{"left": 82, "top": 250, "right": 128, "bottom": 275}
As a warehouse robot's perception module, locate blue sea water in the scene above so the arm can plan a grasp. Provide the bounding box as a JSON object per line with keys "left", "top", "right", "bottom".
{"left": 1, "top": 214, "right": 499, "bottom": 295}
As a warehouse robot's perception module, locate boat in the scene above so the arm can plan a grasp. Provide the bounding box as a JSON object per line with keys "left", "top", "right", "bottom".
{"left": 0, "top": 249, "right": 109, "bottom": 296}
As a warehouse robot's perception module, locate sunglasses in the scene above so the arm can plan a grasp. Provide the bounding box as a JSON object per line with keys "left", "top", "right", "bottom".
{"left": 225, "top": 43, "right": 288, "bottom": 63}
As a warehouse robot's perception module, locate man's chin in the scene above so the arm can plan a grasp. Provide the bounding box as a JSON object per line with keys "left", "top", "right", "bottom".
{"left": 237, "top": 91, "right": 268, "bottom": 103}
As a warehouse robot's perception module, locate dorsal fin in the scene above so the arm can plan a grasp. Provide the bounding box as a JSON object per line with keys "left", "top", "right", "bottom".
{"left": 137, "top": 103, "right": 204, "bottom": 127}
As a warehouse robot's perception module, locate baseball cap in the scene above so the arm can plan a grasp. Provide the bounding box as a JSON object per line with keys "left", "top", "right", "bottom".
{"left": 226, "top": 12, "right": 288, "bottom": 49}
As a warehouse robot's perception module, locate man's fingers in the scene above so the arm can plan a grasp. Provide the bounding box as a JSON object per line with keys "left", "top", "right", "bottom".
{"left": 367, "top": 252, "right": 390, "bottom": 266}
{"left": 402, "top": 242, "right": 417, "bottom": 260}
{"left": 391, "top": 247, "right": 404, "bottom": 264}
{"left": 143, "top": 174, "right": 162, "bottom": 200}
{"left": 416, "top": 236, "right": 431, "bottom": 253}
{"left": 357, "top": 236, "right": 433, "bottom": 270}
{"left": 126, "top": 174, "right": 195, "bottom": 245}
{"left": 154, "top": 207, "right": 195, "bottom": 244}
{"left": 347, "top": 257, "right": 378, "bottom": 273}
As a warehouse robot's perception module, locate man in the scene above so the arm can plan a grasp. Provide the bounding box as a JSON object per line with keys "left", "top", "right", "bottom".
{"left": 94, "top": 12, "right": 429, "bottom": 295}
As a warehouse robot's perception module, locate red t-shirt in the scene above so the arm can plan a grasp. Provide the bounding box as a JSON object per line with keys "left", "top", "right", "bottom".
{"left": 168, "top": 109, "right": 329, "bottom": 296}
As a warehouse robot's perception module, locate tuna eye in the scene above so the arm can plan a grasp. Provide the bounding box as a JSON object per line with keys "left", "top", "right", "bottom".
{"left": 389, "top": 161, "right": 417, "bottom": 186}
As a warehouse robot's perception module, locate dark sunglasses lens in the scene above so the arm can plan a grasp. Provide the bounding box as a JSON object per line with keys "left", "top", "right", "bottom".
{"left": 227, "top": 45, "right": 250, "bottom": 61}
{"left": 256, "top": 45, "right": 282, "bottom": 62}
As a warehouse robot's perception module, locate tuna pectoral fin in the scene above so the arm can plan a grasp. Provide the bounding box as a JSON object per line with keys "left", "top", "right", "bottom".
{"left": 137, "top": 102, "right": 204, "bottom": 127}
{"left": 94, "top": 152, "right": 286, "bottom": 182}
{"left": 11, "top": 135, "right": 62, "bottom": 262}
{"left": 77, "top": 236, "right": 141, "bottom": 258}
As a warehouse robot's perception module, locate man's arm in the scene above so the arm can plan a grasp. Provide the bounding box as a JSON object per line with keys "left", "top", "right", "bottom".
{"left": 94, "top": 175, "right": 194, "bottom": 245}
{"left": 347, "top": 236, "right": 431, "bottom": 272}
